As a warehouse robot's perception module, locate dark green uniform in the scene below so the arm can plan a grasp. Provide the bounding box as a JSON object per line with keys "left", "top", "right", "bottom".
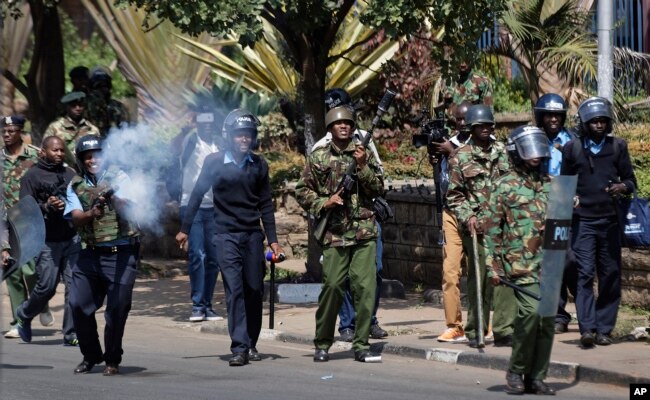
{"left": 443, "top": 70, "right": 493, "bottom": 117}
{"left": 484, "top": 168, "right": 554, "bottom": 380}
{"left": 296, "top": 140, "right": 383, "bottom": 352}
{"left": 446, "top": 139, "right": 516, "bottom": 342}
{"left": 85, "top": 91, "right": 130, "bottom": 137}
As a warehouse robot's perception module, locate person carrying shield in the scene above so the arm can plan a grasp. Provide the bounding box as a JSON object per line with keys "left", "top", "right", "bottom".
{"left": 484, "top": 125, "right": 555, "bottom": 395}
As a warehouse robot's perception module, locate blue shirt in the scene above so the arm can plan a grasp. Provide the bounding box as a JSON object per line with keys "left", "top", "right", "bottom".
{"left": 585, "top": 137, "right": 606, "bottom": 155}
{"left": 224, "top": 150, "right": 254, "bottom": 169}
{"left": 547, "top": 128, "right": 573, "bottom": 176}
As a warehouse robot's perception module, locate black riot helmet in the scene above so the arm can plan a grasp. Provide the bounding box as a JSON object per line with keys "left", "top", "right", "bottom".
{"left": 324, "top": 88, "right": 352, "bottom": 111}
{"left": 464, "top": 105, "right": 495, "bottom": 127}
{"left": 75, "top": 134, "right": 103, "bottom": 174}
{"left": 506, "top": 125, "right": 550, "bottom": 166}
{"left": 578, "top": 96, "right": 613, "bottom": 124}
{"left": 534, "top": 93, "right": 567, "bottom": 127}
{"left": 222, "top": 108, "right": 260, "bottom": 149}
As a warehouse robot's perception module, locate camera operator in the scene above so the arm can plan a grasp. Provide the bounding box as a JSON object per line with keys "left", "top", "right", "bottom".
{"left": 426, "top": 101, "right": 472, "bottom": 342}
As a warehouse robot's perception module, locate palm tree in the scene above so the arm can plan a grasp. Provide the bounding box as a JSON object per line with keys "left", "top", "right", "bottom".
{"left": 175, "top": 4, "right": 399, "bottom": 102}
{"left": 485, "top": 0, "right": 650, "bottom": 110}
{"left": 0, "top": 3, "right": 32, "bottom": 116}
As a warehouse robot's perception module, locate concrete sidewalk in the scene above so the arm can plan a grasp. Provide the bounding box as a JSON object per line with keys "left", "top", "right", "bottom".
{"left": 2, "top": 258, "right": 648, "bottom": 389}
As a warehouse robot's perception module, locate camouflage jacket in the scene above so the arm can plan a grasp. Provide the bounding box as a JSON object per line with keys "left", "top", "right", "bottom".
{"left": 85, "top": 91, "right": 130, "bottom": 136}
{"left": 2, "top": 144, "right": 40, "bottom": 209}
{"left": 446, "top": 139, "right": 510, "bottom": 232}
{"left": 70, "top": 166, "right": 138, "bottom": 245}
{"left": 484, "top": 168, "right": 550, "bottom": 284}
{"left": 44, "top": 116, "right": 100, "bottom": 167}
{"left": 443, "top": 70, "right": 493, "bottom": 116}
{"left": 296, "top": 140, "right": 384, "bottom": 247}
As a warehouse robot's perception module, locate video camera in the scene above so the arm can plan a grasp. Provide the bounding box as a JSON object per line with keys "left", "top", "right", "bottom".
{"left": 412, "top": 109, "right": 448, "bottom": 152}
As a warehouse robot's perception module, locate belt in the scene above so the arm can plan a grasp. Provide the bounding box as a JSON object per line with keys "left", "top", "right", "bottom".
{"left": 86, "top": 238, "right": 140, "bottom": 253}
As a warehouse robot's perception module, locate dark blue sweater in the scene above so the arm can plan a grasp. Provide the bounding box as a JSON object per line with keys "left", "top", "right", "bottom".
{"left": 180, "top": 151, "right": 278, "bottom": 244}
{"left": 561, "top": 136, "right": 637, "bottom": 218}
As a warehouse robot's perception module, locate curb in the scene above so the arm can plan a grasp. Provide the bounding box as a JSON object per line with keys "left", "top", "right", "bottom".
{"left": 199, "top": 323, "right": 643, "bottom": 387}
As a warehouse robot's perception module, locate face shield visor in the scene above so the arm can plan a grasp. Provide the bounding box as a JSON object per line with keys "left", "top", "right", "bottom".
{"left": 514, "top": 131, "right": 551, "bottom": 160}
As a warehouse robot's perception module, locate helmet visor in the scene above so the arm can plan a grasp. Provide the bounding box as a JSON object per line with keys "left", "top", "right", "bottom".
{"left": 515, "top": 133, "right": 550, "bottom": 160}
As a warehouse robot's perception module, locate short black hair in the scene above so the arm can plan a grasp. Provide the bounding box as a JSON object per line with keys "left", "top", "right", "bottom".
{"left": 42, "top": 135, "right": 64, "bottom": 150}
{"left": 69, "top": 66, "right": 89, "bottom": 79}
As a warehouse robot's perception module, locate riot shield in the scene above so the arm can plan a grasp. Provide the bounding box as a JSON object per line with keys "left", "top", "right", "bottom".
{"left": 538, "top": 175, "right": 578, "bottom": 317}
{"left": 2, "top": 195, "right": 46, "bottom": 281}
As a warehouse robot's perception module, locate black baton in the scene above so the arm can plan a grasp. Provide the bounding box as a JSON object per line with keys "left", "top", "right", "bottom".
{"left": 499, "top": 279, "right": 542, "bottom": 301}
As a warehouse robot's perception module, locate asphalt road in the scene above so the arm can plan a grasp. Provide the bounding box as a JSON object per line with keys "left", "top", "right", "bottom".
{"left": 0, "top": 317, "right": 627, "bottom": 400}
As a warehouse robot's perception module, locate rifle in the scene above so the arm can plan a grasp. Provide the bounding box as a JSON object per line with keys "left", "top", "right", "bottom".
{"left": 92, "top": 188, "right": 116, "bottom": 211}
{"left": 313, "top": 89, "right": 396, "bottom": 242}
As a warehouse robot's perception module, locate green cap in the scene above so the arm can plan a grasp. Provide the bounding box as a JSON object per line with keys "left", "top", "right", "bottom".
{"left": 60, "top": 91, "right": 86, "bottom": 104}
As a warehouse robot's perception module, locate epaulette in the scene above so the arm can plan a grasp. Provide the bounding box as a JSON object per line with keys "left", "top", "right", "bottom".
{"left": 26, "top": 144, "right": 41, "bottom": 153}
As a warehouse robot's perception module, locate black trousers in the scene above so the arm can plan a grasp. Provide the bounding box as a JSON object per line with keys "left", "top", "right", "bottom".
{"left": 69, "top": 244, "right": 138, "bottom": 365}
{"left": 215, "top": 231, "right": 265, "bottom": 354}
{"left": 571, "top": 216, "right": 622, "bottom": 335}
{"left": 555, "top": 246, "right": 578, "bottom": 326}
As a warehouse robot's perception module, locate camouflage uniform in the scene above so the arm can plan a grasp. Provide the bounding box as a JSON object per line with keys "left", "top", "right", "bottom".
{"left": 2, "top": 144, "right": 40, "bottom": 326}
{"left": 44, "top": 116, "right": 100, "bottom": 168}
{"left": 296, "top": 140, "right": 383, "bottom": 352}
{"left": 446, "top": 139, "right": 516, "bottom": 342}
{"left": 483, "top": 167, "right": 555, "bottom": 381}
{"left": 85, "top": 91, "right": 130, "bottom": 137}
{"left": 443, "top": 70, "right": 493, "bottom": 117}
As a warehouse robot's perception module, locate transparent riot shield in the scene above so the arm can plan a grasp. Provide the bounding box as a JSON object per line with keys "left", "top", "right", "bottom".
{"left": 538, "top": 175, "right": 578, "bottom": 317}
{"left": 2, "top": 195, "right": 46, "bottom": 281}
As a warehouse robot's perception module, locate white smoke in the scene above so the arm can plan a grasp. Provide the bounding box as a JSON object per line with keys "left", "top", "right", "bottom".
{"left": 101, "top": 124, "right": 171, "bottom": 236}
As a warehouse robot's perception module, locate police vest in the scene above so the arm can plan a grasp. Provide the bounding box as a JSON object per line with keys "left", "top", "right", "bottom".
{"left": 70, "top": 167, "right": 137, "bottom": 245}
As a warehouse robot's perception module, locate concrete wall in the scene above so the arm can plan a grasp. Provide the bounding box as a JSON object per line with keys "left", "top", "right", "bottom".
{"left": 144, "top": 181, "right": 650, "bottom": 308}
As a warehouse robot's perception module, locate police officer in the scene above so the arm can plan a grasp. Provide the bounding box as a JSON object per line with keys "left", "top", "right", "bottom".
{"left": 533, "top": 93, "right": 578, "bottom": 334}
{"left": 2, "top": 115, "right": 42, "bottom": 339}
{"left": 44, "top": 91, "right": 100, "bottom": 168}
{"left": 64, "top": 135, "right": 140, "bottom": 375}
{"left": 446, "top": 105, "right": 515, "bottom": 348}
{"left": 296, "top": 106, "right": 384, "bottom": 363}
{"left": 561, "top": 97, "right": 636, "bottom": 348}
{"left": 85, "top": 68, "right": 130, "bottom": 137}
{"left": 442, "top": 60, "right": 493, "bottom": 118}
{"left": 176, "top": 109, "right": 284, "bottom": 367}
{"left": 313, "top": 88, "right": 388, "bottom": 342}
{"left": 484, "top": 125, "right": 555, "bottom": 395}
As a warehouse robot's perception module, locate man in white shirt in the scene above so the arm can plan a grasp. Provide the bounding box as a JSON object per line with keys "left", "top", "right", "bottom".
{"left": 178, "top": 110, "right": 223, "bottom": 322}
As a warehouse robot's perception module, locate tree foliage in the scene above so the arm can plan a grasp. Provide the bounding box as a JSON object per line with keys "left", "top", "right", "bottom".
{"left": 115, "top": 0, "right": 506, "bottom": 142}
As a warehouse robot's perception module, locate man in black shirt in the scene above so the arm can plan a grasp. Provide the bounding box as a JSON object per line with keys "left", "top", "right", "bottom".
{"left": 176, "top": 108, "right": 284, "bottom": 366}
{"left": 561, "top": 97, "right": 636, "bottom": 348}
{"left": 15, "top": 136, "right": 81, "bottom": 345}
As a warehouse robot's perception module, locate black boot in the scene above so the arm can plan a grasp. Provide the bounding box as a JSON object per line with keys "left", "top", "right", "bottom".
{"left": 505, "top": 370, "right": 525, "bottom": 395}
{"left": 525, "top": 378, "right": 556, "bottom": 395}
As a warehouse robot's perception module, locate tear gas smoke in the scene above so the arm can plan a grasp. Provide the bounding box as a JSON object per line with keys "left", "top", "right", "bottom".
{"left": 101, "top": 124, "right": 172, "bottom": 235}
